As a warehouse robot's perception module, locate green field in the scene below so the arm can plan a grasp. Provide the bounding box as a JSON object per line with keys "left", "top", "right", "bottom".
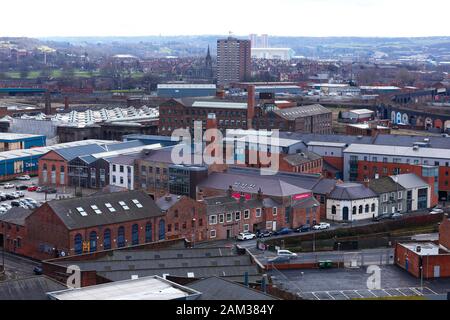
{"left": 2, "top": 69, "right": 102, "bottom": 79}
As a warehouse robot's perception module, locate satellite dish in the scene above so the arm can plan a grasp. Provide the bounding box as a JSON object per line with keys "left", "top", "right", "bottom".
{"left": 60, "top": 251, "right": 66, "bottom": 257}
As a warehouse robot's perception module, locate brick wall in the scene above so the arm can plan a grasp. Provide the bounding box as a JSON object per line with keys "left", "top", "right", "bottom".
{"left": 439, "top": 218, "right": 450, "bottom": 250}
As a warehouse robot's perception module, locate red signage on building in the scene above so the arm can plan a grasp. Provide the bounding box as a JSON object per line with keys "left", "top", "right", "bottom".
{"left": 292, "top": 193, "right": 311, "bottom": 201}
{"left": 232, "top": 192, "right": 252, "bottom": 201}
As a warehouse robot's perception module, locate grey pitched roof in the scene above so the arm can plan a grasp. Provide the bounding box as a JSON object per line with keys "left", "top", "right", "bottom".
{"left": 199, "top": 172, "right": 310, "bottom": 197}
{"left": 312, "top": 178, "right": 339, "bottom": 195}
{"left": 329, "top": 183, "right": 378, "bottom": 200}
{"left": 292, "top": 195, "right": 320, "bottom": 209}
{"left": 156, "top": 195, "right": 184, "bottom": 211}
{"left": 107, "top": 154, "right": 138, "bottom": 166}
{"left": 283, "top": 151, "right": 322, "bottom": 166}
{"left": 394, "top": 174, "right": 429, "bottom": 189}
{"left": 104, "top": 140, "right": 145, "bottom": 151}
{"left": 273, "top": 104, "right": 331, "bottom": 120}
{"left": 0, "top": 207, "right": 33, "bottom": 226}
{"left": 51, "top": 247, "right": 262, "bottom": 283}
{"left": 187, "top": 277, "right": 278, "bottom": 300}
{"left": 54, "top": 144, "right": 107, "bottom": 161}
{"left": 373, "top": 134, "right": 450, "bottom": 149}
{"left": 228, "top": 167, "right": 321, "bottom": 190}
{"left": 278, "top": 133, "right": 374, "bottom": 145}
{"left": 45, "top": 190, "right": 163, "bottom": 230}
{"left": 368, "top": 177, "right": 405, "bottom": 195}
{"left": 204, "top": 196, "right": 265, "bottom": 215}
{"left": 0, "top": 276, "right": 66, "bottom": 300}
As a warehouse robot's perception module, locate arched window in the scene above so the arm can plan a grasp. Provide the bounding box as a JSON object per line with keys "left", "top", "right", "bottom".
{"left": 74, "top": 234, "right": 83, "bottom": 255}
{"left": 159, "top": 219, "right": 166, "bottom": 241}
{"left": 103, "top": 229, "right": 111, "bottom": 250}
{"left": 352, "top": 206, "right": 357, "bottom": 215}
{"left": 358, "top": 205, "right": 363, "bottom": 214}
{"left": 371, "top": 203, "right": 376, "bottom": 212}
{"left": 132, "top": 224, "right": 139, "bottom": 246}
{"left": 117, "top": 226, "right": 125, "bottom": 248}
{"left": 365, "top": 204, "right": 370, "bottom": 213}
{"left": 89, "top": 231, "right": 97, "bottom": 252}
{"left": 145, "top": 223, "right": 152, "bottom": 243}
{"left": 331, "top": 206, "right": 337, "bottom": 215}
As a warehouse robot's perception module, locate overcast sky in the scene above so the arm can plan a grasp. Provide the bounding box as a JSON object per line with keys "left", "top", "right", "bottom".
{"left": 1, "top": 0, "right": 449, "bottom": 38}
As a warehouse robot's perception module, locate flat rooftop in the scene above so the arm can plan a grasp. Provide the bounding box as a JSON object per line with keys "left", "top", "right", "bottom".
{"left": 400, "top": 242, "right": 440, "bottom": 256}
{"left": 0, "top": 132, "right": 45, "bottom": 141}
{"left": 47, "top": 276, "right": 200, "bottom": 300}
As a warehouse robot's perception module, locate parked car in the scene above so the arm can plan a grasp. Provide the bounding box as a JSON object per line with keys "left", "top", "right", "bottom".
{"left": 277, "top": 249, "right": 298, "bottom": 259}
{"left": 1, "top": 203, "right": 12, "bottom": 210}
{"left": 313, "top": 222, "right": 331, "bottom": 230}
{"left": 237, "top": 232, "right": 257, "bottom": 241}
{"left": 3, "top": 183, "right": 15, "bottom": 189}
{"left": 11, "top": 192, "right": 21, "bottom": 199}
{"left": 27, "top": 185, "right": 38, "bottom": 192}
{"left": 36, "top": 186, "right": 48, "bottom": 193}
{"left": 11, "top": 200, "right": 21, "bottom": 207}
{"left": 16, "top": 184, "right": 28, "bottom": 190}
{"left": 46, "top": 188, "right": 57, "bottom": 194}
{"left": 267, "top": 256, "right": 291, "bottom": 264}
{"left": 0, "top": 193, "right": 6, "bottom": 201}
{"left": 295, "top": 224, "right": 312, "bottom": 233}
{"left": 0, "top": 207, "right": 7, "bottom": 214}
{"left": 33, "top": 266, "right": 43, "bottom": 275}
{"left": 17, "top": 175, "right": 31, "bottom": 181}
{"left": 273, "top": 228, "right": 293, "bottom": 236}
{"left": 256, "top": 229, "right": 273, "bottom": 238}
{"left": 390, "top": 213, "right": 402, "bottom": 220}
{"left": 16, "top": 191, "right": 25, "bottom": 197}
{"left": 24, "top": 198, "right": 37, "bottom": 204}
{"left": 430, "top": 207, "right": 444, "bottom": 214}
{"left": 373, "top": 214, "right": 390, "bottom": 222}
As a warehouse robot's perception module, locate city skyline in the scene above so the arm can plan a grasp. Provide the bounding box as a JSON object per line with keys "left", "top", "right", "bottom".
{"left": 0, "top": 0, "right": 449, "bottom": 38}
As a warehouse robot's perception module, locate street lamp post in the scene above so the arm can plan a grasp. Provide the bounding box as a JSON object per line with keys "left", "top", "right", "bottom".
{"left": 192, "top": 218, "right": 196, "bottom": 248}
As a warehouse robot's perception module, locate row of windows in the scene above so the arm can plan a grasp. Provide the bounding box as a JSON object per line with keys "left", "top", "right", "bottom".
{"left": 73, "top": 221, "right": 165, "bottom": 254}
{"left": 382, "top": 192, "right": 403, "bottom": 202}
{"left": 208, "top": 208, "right": 264, "bottom": 225}
{"left": 331, "top": 204, "right": 376, "bottom": 215}
{"left": 112, "top": 165, "right": 132, "bottom": 173}
{"left": 167, "top": 218, "right": 203, "bottom": 232}
{"left": 140, "top": 166, "right": 167, "bottom": 175}
{"left": 355, "top": 155, "right": 450, "bottom": 167}
{"left": 209, "top": 224, "right": 251, "bottom": 239}
{"left": 160, "top": 108, "right": 247, "bottom": 118}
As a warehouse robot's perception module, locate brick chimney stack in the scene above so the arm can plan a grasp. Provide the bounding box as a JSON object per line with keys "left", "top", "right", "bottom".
{"left": 247, "top": 85, "right": 256, "bottom": 129}
{"left": 64, "top": 96, "right": 69, "bottom": 111}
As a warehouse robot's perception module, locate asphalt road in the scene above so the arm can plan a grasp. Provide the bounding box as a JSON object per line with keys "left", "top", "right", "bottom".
{"left": 0, "top": 251, "right": 40, "bottom": 280}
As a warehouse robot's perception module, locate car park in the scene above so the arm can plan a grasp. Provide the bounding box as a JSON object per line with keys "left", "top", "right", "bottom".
{"left": 277, "top": 249, "right": 298, "bottom": 259}
{"left": 313, "top": 222, "right": 331, "bottom": 230}
{"left": 3, "top": 183, "right": 15, "bottom": 189}
{"left": 237, "top": 232, "right": 257, "bottom": 241}
{"left": 256, "top": 229, "right": 273, "bottom": 238}
{"left": 273, "top": 228, "right": 293, "bottom": 236}
{"left": 17, "top": 175, "right": 31, "bottom": 181}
